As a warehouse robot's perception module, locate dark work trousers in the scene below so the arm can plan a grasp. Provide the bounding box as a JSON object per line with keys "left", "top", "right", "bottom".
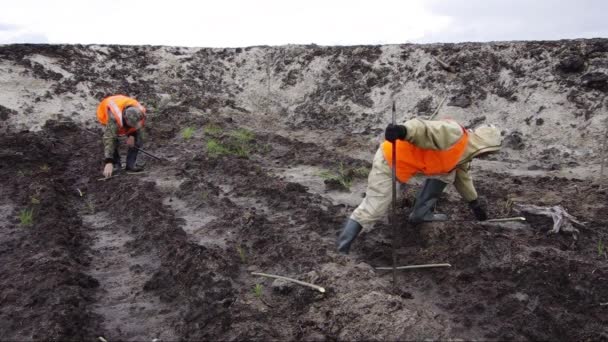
{"left": 112, "top": 134, "right": 142, "bottom": 170}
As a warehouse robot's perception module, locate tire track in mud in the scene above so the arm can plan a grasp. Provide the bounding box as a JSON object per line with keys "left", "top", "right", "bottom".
{"left": 82, "top": 209, "right": 178, "bottom": 341}
{"left": 86, "top": 172, "right": 239, "bottom": 341}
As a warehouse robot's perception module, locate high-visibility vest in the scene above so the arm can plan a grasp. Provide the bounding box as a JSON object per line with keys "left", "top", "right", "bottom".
{"left": 382, "top": 127, "right": 468, "bottom": 183}
{"left": 96, "top": 95, "right": 146, "bottom": 136}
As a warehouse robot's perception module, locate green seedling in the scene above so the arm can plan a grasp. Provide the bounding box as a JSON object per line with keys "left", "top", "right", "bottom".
{"left": 86, "top": 198, "right": 95, "bottom": 214}
{"left": 230, "top": 128, "right": 254, "bottom": 143}
{"left": 253, "top": 284, "right": 263, "bottom": 298}
{"left": 181, "top": 126, "right": 195, "bottom": 140}
{"left": 206, "top": 128, "right": 255, "bottom": 158}
{"left": 203, "top": 123, "right": 222, "bottom": 136}
{"left": 598, "top": 239, "right": 605, "bottom": 257}
{"left": 319, "top": 164, "right": 369, "bottom": 190}
{"left": 19, "top": 208, "right": 34, "bottom": 226}
{"left": 237, "top": 246, "right": 247, "bottom": 263}
{"left": 206, "top": 139, "right": 232, "bottom": 157}
{"left": 319, "top": 170, "right": 352, "bottom": 189}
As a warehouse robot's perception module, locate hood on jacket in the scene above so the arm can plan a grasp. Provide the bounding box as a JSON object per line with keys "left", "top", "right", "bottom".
{"left": 467, "top": 124, "right": 502, "bottom": 158}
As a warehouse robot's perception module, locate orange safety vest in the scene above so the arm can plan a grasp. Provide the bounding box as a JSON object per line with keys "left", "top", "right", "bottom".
{"left": 96, "top": 95, "right": 146, "bottom": 136}
{"left": 382, "top": 127, "right": 468, "bottom": 183}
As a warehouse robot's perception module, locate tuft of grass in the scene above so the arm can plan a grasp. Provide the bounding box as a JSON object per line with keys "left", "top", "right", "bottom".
{"left": 253, "top": 284, "right": 263, "bottom": 298}
{"left": 203, "top": 123, "right": 222, "bottom": 136}
{"left": 86, "top": 198, "right": 95, "bottom": 214}
{"left": 318, "top": 163, "right": 366, "bottom": 190}
{"left": 205, "top": 128, "right": 255, "bottom": 158}
{"left": 206, "top": 139, "right": 232, "bottom": 157}
{"left": 19, "top": 208, "right": 34, "bottom": 226}
{"left": 352, "top": 166, "right": 369, "bottom": 178}
{"left": 237, "top": 246, "right": 247, "bottom": 263}
{"left": 230, "top": 128, "right": 254, "bottom": 144}
{"left": 598, "top": 239, "right": 605, "bottom": 257}
{"left": 181, "top": 126, "right": 195, "bottom": 140}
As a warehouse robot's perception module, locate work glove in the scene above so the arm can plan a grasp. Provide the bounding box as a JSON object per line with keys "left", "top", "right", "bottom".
{"left": 103, "top": 163, "right": 113, "bottom": 178}
{"left": 385, "top": 124, "right": 407, "bottom": 142}
{"left": 469, "top": 198, "right": 487, "bottom": 221}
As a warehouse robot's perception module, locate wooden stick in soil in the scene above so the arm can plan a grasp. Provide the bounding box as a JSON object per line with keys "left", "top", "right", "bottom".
{"left": 376, "top": 263, "right": 452, "bottom": 271}
{"left": 251, "top": 272, "right": 325, "bottom": 293}
{"left": 390, "top": 101, "right": 398, "bottom": 291}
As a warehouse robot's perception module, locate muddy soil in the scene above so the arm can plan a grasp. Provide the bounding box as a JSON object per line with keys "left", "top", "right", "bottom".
{"left": 1, "top": 41, "right": 608, "bottom": 341}
{"left": 0, "top": 114, "right": 607, "bottom": 341}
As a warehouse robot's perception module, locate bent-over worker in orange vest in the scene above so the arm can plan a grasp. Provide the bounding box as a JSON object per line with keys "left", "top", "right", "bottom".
{"left": 96, "top": 95, "right": 146, "bottom": 178}
{"left": 337, "top": 118, "right": 502, "bottom": 254}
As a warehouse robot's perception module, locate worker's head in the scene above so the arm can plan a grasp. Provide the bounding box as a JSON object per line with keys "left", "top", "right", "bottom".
{"left": 469, "top": 124, "right": 502, "bottom": 158}
{"left": 124, "top": 107, "right": 144, "bottom": 129}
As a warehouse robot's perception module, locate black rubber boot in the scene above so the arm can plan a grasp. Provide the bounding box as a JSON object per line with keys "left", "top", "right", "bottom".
{"left": 409, "top": 179, "right": 449, "bottom": 224}
{"left": 125, "top": 147, "right": 143, "bottom": 172}
{"left": 112, "top": 148, "right": 122, "bottom": 172}
{"left": 337, "top": 219, "right": 363, "bottom": 254}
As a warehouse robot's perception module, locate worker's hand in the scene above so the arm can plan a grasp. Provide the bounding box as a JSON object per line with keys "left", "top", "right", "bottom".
{"left": 126, "top": 135, "right": 135, "bottom": 147}
{"left": 103, "top": 163, "right": 113, "bottom": 178}
{"left": 385, "top": 124, "right": 407, "bottom": 142}
{"left": 469, "top": 199, "right": 487, "bottom": 221}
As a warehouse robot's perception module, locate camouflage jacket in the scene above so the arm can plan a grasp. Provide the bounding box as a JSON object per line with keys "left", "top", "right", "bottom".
{"left": 103, "top": 116, "right": 145, "bottom": 163}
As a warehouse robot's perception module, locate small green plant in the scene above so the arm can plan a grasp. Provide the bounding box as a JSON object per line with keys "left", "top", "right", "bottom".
{"left": 319, "top": 163, "right": 354, "bottom": 190}
{"left": 206, "top": 139, "right": 232, "bottom": 157}
{"left": 237, "top": 246, "right": 247, "bottom": 263}
{"left": 253, "top": 284, "right": 263, "bottom": 298}
{"left": 203, "top": 123, "right": 222, "bottom": 136}
{"left": 352, "top": 166, "right": 369, "bottom": 178}
{"left": 181, "top": 126, "right": 195, "bottom": 140}
{"left": 206, "top": 128, "right": 255, "bottom": 158}
{"left": 85, "top": 198, "right": 95, "bottom": 214}
{"left": 598, "top": 239, "right": 605, "bottom": 257}
{"left": 19, "top": 208, "right": 34, "bottom": 226}
{"left": 230, "top": 128, "right": 254, "bottom": 143}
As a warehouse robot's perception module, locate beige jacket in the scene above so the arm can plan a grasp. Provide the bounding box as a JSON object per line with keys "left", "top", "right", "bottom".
{"left": 402, "top": 119, "right": 501, "bottom": 201}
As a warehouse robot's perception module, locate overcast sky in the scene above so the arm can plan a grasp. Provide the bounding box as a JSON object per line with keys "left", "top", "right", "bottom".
{"left": 0, "top": 0, "right": 606, "bottom": 47}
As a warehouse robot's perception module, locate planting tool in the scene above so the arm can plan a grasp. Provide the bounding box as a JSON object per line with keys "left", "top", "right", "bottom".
{"left": 133, "top": 146, "right": 164, "bottom": 161}
{"left": 486, "top": 216, "right": 526, "bottom": 223}
{"left": 429, "top": 95, "right": 448, "bottom": 120}
{"left": 390, "top": 101, "right": 398, "bottom": 290}
{"left": 251, "top": 272, "right": 325, "bottom": 293}
{"left": 376, "top": 263, "right": 452, "bottom": 271}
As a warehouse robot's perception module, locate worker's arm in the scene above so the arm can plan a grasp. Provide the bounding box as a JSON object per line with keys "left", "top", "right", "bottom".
{"left": 103, "top": 118, "right": 119, "bottom": 163}
{"left": 453, "top": 163, "right": 477, "bottom": 202}
{"left": 454, "top": 163, "right": 487, "bottom": 220}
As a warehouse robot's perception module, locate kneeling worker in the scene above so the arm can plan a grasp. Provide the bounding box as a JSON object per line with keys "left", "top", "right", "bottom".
{"left": 337, "top": 118, "right": 502, "bottom": 254}
{"left": 97, "top": 94, "right": 147, "bottom": 178}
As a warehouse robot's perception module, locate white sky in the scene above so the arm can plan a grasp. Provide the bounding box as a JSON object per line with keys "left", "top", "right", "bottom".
{"left": 0, "top": 0, "right": 606, "bottom": 47}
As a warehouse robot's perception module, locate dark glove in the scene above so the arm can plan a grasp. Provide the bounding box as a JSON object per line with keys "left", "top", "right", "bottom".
{"left": 385, "top": 124, "right": 407, "bottom": 142}
{"left": 469, "top": 199, "right": 487, "bottom": 221}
